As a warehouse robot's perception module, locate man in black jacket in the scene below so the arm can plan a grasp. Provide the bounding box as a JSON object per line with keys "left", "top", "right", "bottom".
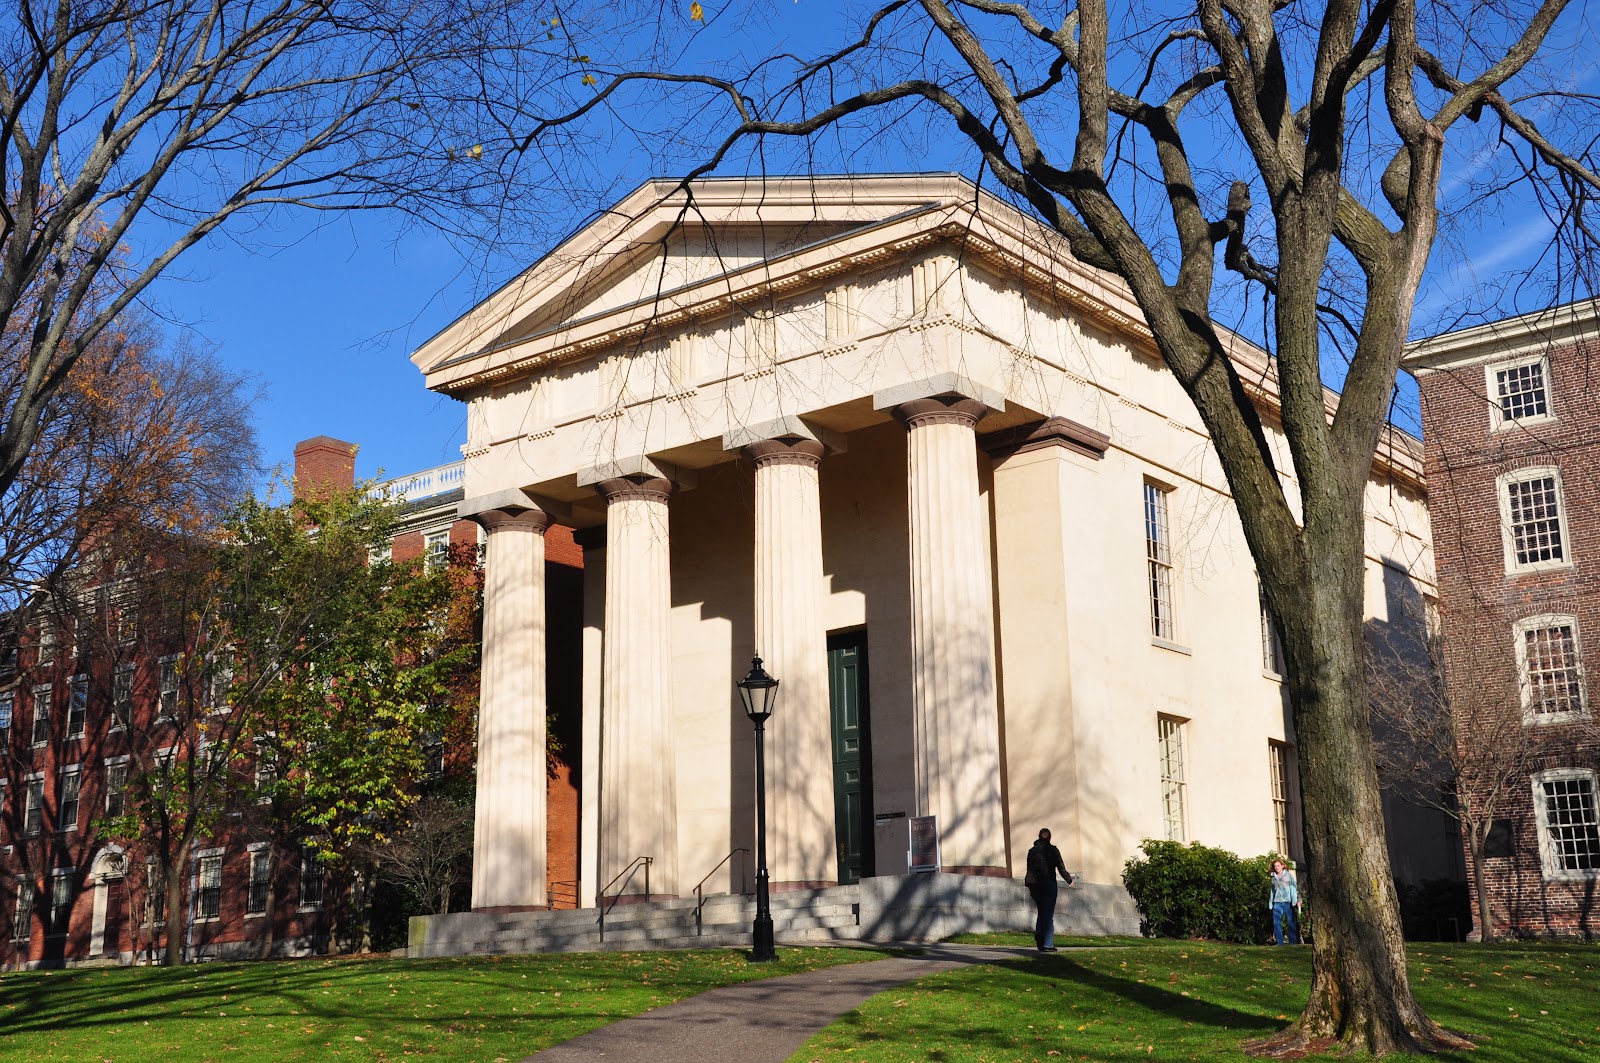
{"left": 1025, "top": 828, "right": 1074, "bottom": 952}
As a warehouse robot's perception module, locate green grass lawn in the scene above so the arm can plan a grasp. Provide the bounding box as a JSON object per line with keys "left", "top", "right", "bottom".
{"left": 790, "top": 936, "right": 1600, "bottom": 1062}
{"left": 0, "top": 947, "right": 875, "bottom": 1062}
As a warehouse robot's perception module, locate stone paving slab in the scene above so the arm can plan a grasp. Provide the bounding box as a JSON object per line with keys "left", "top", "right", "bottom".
{"left": 522, "top": 944, "right": 1014, "bottom": 1062}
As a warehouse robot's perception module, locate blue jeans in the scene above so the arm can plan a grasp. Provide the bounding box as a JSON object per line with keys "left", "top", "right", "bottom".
{"left": 1272, "top": 901, "right": 1300, "bottom": 944}
{"left": 1030, "top": 884, "right": 1057, "bottom": 948}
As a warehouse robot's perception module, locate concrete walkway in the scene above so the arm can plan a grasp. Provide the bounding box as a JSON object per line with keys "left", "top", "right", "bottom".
{"left": 521, "top": 943, "right": 1017, "bottom": 1062}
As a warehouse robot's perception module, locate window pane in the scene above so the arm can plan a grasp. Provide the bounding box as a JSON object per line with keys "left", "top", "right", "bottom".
{"left": 1158, "top": 716, "right": 1187, "bottom": 842}
{"left": 1145, "top": 484, "right": 1175, "bottom": 640}
{"left": 1523, "top": 623, "right": 1585, "bottom": 718}
{"left": 1541, "top": 776, "right": 1600, "bottom": 872}
{"left": 1496, "top": 362, "right": 1549, "bottom": 422}
{"left": 1507, "top": 476, "right": 1565, "bottom": 566}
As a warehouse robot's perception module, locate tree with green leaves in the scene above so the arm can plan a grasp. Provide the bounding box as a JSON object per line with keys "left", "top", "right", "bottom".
{"left": 99, "top": 483, "right": 475, "bottom": 965}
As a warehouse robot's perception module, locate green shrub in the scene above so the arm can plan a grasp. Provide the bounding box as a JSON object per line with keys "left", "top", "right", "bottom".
{"left": 1121, "top": 839, "right": 1280, "bottom": 943}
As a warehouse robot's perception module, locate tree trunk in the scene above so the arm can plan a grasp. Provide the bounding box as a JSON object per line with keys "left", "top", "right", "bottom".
{"left": 259, "top": 854, "right": 278, "bottom": 961}
{"left": 1249, "top": 508, "right": 1471, "bottom": 1056}
{"left": 162, "top": 854, "right": 185, "bottom": 967}
{"left": 1467, "top": 824, "right": 1495, "bottom": 944}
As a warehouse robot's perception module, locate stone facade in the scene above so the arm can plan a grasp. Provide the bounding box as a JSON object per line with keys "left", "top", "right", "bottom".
{"left": 1407, "top": 305, "right": 1600, "bottom": 939}
{"left": 415, "top": 174, "right": 1450, "bottom": 924}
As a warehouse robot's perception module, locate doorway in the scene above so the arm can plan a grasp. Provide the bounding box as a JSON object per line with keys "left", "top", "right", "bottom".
{"left": 827, "top": 631, "right": 874, "bottom": 884}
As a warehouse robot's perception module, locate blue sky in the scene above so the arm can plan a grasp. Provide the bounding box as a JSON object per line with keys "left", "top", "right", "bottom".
{"left": 139, "top": 2, "right": 1592, "bottom": 483}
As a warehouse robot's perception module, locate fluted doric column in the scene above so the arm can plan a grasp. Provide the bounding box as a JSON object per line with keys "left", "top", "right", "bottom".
{"left": 596, "top": 476, "right": 679, "bottom": 899}
{"left": 895, "top": 396, "right": 1007, "bottom": 874}
{"left": 471, "top": 506, "right": 551, "bottom": 910}
{"left": 746, "top": 438, "right": 838, "bottom": 889}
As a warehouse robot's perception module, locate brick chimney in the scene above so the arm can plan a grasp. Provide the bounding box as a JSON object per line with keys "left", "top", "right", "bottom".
{"left": 293, "top": 436, "right": 358, "bottom": 500}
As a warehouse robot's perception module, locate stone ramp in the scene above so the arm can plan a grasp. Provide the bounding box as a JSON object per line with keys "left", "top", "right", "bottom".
{"left": 521, "top": 944, "right": 1003, "bottom": 1062}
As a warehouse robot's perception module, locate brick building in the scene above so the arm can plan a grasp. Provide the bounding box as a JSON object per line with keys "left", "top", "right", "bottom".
{"left": 1407, "top": 302, "right": 1600, "bottom": 939}
{"left": 0, "top": 437, "right": 583, "bottom": 967}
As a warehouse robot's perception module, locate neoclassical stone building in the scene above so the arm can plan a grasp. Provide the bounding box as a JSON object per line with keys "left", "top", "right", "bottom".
{"left": 412, "top": 174, "right": 1444, "bottom": 915}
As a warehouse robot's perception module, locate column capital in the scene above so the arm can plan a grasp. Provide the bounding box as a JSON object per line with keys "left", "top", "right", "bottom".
{"left": 474, "top": 507, "right": 551, "bottom": 535}
{"left": 743, "top": 437, "right": 826, "bottom": 470}
{"left": 892, "top": 394, "right": 991, "bottom": 431}
{"left": 595, "top": 475, "right": 673, "bottom": 505}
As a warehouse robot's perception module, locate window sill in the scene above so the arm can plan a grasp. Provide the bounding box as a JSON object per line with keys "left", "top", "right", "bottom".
{"left": 1506, "top": 559, "right": 1575, "bottom": 577}
{"left": 1492, "top": 413, "right": 1556, "bottom": 433}
{"left": 244, "top": 911, "right": 267, "bottom": 920}
{"left": 1151, "top": 637, "right": 1192, "bottom": 656}
{"left": 193, "top": 916, "right": 220, "bottom": 925}
{"left": 1523, "top": 710, "right": 1591, "bottom": 727}
{"left": 1262, "top": 669, "right": 1284, "bottom": 682}
{"left": 297, "top": 904, "right": 323, "bottom": 913}
{"left": 1541, "top": 869, "right": 1600, "bottom": 884}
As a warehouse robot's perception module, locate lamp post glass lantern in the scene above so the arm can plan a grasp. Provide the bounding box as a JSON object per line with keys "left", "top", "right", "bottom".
{"left": 738, "top": 656, "right": 780, "bottom": 961}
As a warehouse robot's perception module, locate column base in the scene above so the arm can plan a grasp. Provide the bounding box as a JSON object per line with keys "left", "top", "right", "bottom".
{"left": 941, "top": 865, "right": 1011, "bottom": 878}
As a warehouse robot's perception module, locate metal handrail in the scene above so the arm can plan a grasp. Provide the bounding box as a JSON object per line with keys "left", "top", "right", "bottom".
{"left": 692, "top": 847, "right": 751, "bottom": 935}
{"left": 596, "top": 856, "right": 653, "bottom": 942}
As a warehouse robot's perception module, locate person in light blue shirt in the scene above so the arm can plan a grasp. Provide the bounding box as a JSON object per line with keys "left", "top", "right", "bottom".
{"left": 1268, "top": 859, "right": 1301, "bottom": 945}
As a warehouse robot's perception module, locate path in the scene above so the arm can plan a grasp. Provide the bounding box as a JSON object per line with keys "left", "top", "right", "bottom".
{"left": 521, "top": 943, "right": 1020, "bottom": 1062}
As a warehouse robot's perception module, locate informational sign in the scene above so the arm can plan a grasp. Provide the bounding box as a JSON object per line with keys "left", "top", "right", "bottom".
{"left": 907, "top": 815, "right": 941, "bottom": 874}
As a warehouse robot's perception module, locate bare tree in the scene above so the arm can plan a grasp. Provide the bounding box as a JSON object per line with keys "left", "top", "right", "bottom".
{"left": 504, "top": 0, "right": 1600, "bottom": 1053}
{"left": 355, "top": 796, "right": 473, "bottom": 917}
{"left": 0, "top": 0, "right": 559, "bottom": 498}
{"left": 1368, "top": 600, "right": 1556, "bottom": 944}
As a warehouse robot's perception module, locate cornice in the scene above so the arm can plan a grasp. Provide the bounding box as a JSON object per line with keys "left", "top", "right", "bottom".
{"left": 1403, "top": 299, "right": 1600, "bottom": 374}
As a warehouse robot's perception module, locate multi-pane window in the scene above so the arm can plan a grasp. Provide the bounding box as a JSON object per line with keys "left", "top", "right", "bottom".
{"left": 37, "top": 624, "right": 54, "bottom": 666}
{"left": 1269, "top": 741, "right": 1301, "bottom": 860}
{"left": 195, "top": 854, "right": 223, "bottom": 921}
{"left": 67, "top": 675, "right": 88, "bottom": 738}
{"left": 1145, "top": 483, "right": 1176, "bottom": 641}
{"left": 1516, "top": 616, "right": 1586, "bottom": 722}
{"left": 1532, "top": 770, "right": 1600, "bottom": 878}
{"left": 206, "top": 658, "right": 234, "bottom": 713}
{"left": 247, "top": 849, "right": 272, "bottom": 914}
{"left": 1158, "top": 715, "right": 1188, "bottom": 842}
{"left": 31, "top": 685, "right": 50, "bottom": 746}
{"left": 1501, "top": 469, "right": 1568, "bottom": 570}
{"left": 49, "top": 871, "right": 72, "bottom": 933}
{"left": 58, "top": 769, "right": 81, "bottom": 832}
{"left": 111, "top": 663, "right": 134, "bottom": 730}
{"left": 23, "top": 778, "right": 44, "bottom": 836}
{"left": 255, "top": 744, "right": 278, "bottom": 803}
{"left": 422, "top": 732, "right": 445, "bottom": 779}
{"left": 157, "top": 656, "right": 179, "bottom": 718}
{"left": 300, "top": 845, "right": 325, "bottom": 908}
{"left": 12, "top": 881, "right": 34, "bottom": 942}
{"left": 0, "top": 691, "right": 11, "bottom": 745}
{"left": 144, "top": 858, "right": 166, "bottom": 927}
{"left": 424, "top": 531, "right": 450, "bottom": 571}
{"left": 1492, "top": 358, "right": 1551, "bottom": 426}
{"left": 1260, "top": 586, "right": 1285, "bottom": 676}
{"left": 105, "top": 761, "right": 129, "bottom": 818}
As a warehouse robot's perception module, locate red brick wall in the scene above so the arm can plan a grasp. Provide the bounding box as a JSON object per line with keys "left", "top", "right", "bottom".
{"left": 292, "top": 437, "right": 357, "bottom": 501}
{"left": 1419, "top": 338, "right": 1600, "bottom": 939}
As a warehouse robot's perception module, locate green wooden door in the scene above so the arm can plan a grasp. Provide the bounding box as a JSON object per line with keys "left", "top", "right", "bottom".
{"left": 828, "top": 632, "right": 873, "bottom": 884}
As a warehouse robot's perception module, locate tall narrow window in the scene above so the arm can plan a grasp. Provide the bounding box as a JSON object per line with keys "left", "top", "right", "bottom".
{"left": 144, "top": 858, "right": 166, "bottom": 927}
{"left": 205, "top": 657, "right": 234, "bottom": 713}
{"left": 49, "top": 871, "right": 72, "bottom": 933}
{"left": 247, "top": 849, "right": 272, "bottom": 914}
{"left": 31, "top": 685, "right": 50, "bottom": 746}
{"left": 195, "top": 855, "right": 223, "bottom": 921}
{"left": 58, "top": 769, "right": 81, "bottom": 832}
{"left": 299, "top": 845, "right": 325, "bottom": 908}
{"left": 1260, "top": 586, "right": 1286, "bottom": 676}
{"left": 157, "top": 656, "right": 179, "bottom": 718}
{"left": 1532, "top": 770, "right": 1600, "bottom": 879}
{"left": 23, "top": 778, "right": 44, "bottom": 836}
{"left": 37, "top": 624, "right": 54, "bottom": 666}
{"left": 1269, "top": 741, "right": 1301, "bottom": 860}
{"left": 105, "top": 761, "right": 129, "bottom": 818}
{"left": 1516, "top": 616, "right": 1586, "bottom": 722}
{"left": 12, "top": 881, "right": 34, "bottom": 942}
{"left": 1500, "top": 468, "right": 1568, "bottom": 571}
{"left": 111, "top": 663, "right": 134, "bottom": 730}
{"left": 1158, "top": 715, "right": 1188, "bottom": 842}
{"left": 67, "top": 675, "right": 88, "bottom": 738}
{"left": 1145, "top": 483, "right": 1176, "bottom": 641}
{"left": 0, "top": 691, "right": 11, "bottom": 745}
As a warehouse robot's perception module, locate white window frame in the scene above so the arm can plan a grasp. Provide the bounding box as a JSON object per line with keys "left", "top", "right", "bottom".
{"left": 157, "top": 655, "right": 180, "bottom": 720}
{"left": 246, "top": 843, "right": 272, "bottom": 917}
{"left": 1145, "top": 481, "right": 1181, "bottom": 648}
{"left": 22, "top": 774, "right": 44, "bottom": 837}
{"left": 111, "top": 662, "right": 134, "bottom": 731}
{"left": 1157, "top": 714, "right": 1189, "bottom": 842}
{"left": 11, "top": 879, "right": 34, "bottom": 942}
{"left": 193, "top": 849, "right": 224, "bottom": 923}
{"left": 47, "top": 867, "right": 73, "bottom": 935}
{"left": 1498, "top": 466, "right": 1572, "bottom": 574}
{"left": 204, "top": 654, "right": 234, "bottom": 715}
{"left": 298, "top": 843, "right": 325, "bottom": 911}
{"left": 67, "top": 674, "right": 88, "bottom": 738}
{"left": 1260, "top": 584, "right": 1286, "bottom": 679}
{"left": 36, "top": 623, "right": 54, "bottom": 667}
{"left": 57, "top": 765, "right": 82, "bottom": 833}
{"left": 144, "top": 856, "right": 166, "bottom": 927}
{"left": 30, "top": 684, "right": 50, "bottom": 747}
{"left": 0, "top": 691, "right": 12, "bottom": 743}
{"left": 1513, "top": 614, "right": 1588, "bottom": 724}
{"left": 1268, "top": 740, "right": 1302, "bottom": 861}
{"left": 423, "top": 530, "right": 450, "bottom": 571}
{"left": 1530, "top": 768, "right": 1600, "bottom": 882}
{"left": 104, "top": 756, "right": 131, "bottom": 818}
{"left": 1486, "top": 354, "right": 1555, "bottom": 432}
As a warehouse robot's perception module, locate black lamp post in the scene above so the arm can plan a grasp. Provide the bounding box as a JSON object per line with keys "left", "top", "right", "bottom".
{"left": 737, "top": 656, "right": 780, "bottom": 962}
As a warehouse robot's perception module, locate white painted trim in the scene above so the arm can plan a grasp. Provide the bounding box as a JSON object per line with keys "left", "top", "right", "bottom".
{"left": 1530, "top": 768, "right": 1600, "bottom": 882}
{"left": 1497, "top": 466, "right": 1573, "bottom": 575}
{"left": 1512, "top": 614, "right": 1589, "bottom": 725}
{"left": 1484, "top": 354, "right": 1557, "bottom": 434}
